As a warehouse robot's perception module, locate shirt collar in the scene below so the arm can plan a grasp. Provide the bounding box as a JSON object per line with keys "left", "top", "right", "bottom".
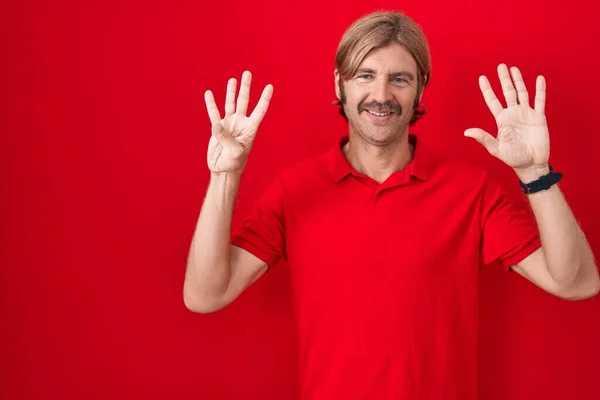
{"left": 327, "top": 134, "right": 429, "bottom": 184}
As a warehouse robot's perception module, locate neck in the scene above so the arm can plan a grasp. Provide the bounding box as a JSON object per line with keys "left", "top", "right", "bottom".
{"left": 343, "top": 132, "right": 414, "bottom": 184}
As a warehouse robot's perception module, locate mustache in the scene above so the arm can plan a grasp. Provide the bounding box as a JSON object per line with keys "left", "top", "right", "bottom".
{"left": 358, "top": 101, "right": 402, "bottom": 115}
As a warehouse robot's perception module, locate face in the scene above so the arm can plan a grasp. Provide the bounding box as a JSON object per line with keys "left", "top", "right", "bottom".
{"left": 335, "top": 43, "right": 422, "bottom": 146}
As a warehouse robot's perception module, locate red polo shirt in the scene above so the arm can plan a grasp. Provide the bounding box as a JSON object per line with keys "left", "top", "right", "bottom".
{"left": 231, "top": 134, "right": 541, "bottom": 400}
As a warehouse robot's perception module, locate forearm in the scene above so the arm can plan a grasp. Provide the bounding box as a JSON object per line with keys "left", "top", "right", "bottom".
{"left": 184, "top": 172, "right": 241, "bottom": 308}
{"left": 519, "top": 166, "right": 599, "bottom": 290}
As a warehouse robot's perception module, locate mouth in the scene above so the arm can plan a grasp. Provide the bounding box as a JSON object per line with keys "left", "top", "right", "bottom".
{"left": 363, "top": 108, "right": 397, "bottom": 123}
{"left": 366, "top": 109, "right": 394, "bottom": 117}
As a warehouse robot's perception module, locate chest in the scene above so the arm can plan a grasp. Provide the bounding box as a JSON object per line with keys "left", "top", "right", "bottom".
{"left": 284, "top": 182, "right": 482, "bottom": 285}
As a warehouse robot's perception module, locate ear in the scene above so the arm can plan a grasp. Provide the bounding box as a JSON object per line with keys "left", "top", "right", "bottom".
{"left": 334, "top": 69, "right": 341, "bottom": 100}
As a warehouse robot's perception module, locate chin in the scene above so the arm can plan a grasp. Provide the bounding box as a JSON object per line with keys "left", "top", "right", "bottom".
{"left": 355, "top": 124, "right": 406, "bottom": 146}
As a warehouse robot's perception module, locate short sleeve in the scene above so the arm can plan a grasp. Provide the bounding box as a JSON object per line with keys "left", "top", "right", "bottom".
{"left": 481, "top": 175, "right": 541, "bottom": 271}
{"left": 230, "top": 175, "right": 287, "bottom": 269}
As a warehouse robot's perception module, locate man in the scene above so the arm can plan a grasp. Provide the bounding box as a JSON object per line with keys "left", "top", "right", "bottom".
{"left": 184, "top": 10, "right": 599, "bottom": 400}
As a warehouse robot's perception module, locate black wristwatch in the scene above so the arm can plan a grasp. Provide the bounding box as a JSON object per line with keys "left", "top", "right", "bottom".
{"left": 519, "top": 165, "right": 563, "bottom": 194}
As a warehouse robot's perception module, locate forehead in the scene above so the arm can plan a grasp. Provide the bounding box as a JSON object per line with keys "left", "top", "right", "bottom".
{"left": 358, "top": 42, "right": 417, "bottom": 73}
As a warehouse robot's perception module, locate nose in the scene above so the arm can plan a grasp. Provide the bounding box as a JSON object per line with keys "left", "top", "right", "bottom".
{"left": 372, "top": 77, "right": 394, "bottom": 103}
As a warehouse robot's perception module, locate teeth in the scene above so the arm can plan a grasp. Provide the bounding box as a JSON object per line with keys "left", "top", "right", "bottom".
{"left": 367, "top": 110, "right": 391, "bottom": 117}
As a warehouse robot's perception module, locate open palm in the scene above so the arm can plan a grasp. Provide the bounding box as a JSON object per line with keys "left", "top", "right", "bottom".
{"left": 204, "top": 71, "right": 273, "bottom": 174}
{"left": 465, "top": 64, "right": 550, "bottom": 171}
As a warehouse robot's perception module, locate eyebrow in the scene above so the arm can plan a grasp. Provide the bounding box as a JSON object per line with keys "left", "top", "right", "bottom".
{"left": 355, "top": 68, "right": 416, "bottom": 80}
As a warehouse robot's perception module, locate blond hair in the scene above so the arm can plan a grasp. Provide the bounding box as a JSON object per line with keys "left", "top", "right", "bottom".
{"left": 334, "top": 10, "right": 432, "bottom": 125}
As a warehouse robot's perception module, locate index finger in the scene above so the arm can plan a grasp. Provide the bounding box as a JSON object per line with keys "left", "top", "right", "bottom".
{"left": 204, "top": 90, "right": 222, "bottom": 125}
{"left": 478, "top": 75, "right": 504, "bottom": 118}
{"left": 249, "top": 84, "right": 274, "bottom": 126}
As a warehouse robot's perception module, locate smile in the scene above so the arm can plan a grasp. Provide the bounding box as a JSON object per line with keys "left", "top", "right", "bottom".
{"left": 366, "top": 110, "right": 393, "bottom": 117}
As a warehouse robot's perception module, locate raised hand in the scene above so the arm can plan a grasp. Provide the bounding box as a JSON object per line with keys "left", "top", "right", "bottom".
{"left": 204, "top": 71, "right": 273, "bottom": 175}
{"left": 464, "top": 64, "right": 550, "bottom": 175}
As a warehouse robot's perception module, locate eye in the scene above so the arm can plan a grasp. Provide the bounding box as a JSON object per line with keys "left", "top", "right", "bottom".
{"left": 357, "top": 74, "right": 374, "bottom": 80}
{"left": 392, "top": 77, "right": 408, "bottom": 84}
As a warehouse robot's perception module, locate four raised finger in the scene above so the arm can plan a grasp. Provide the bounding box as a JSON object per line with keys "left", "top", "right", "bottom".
{"left": 249, "top": 84, "right": 274, "bottom": 127}
{"left": 236, "top": 71, "right": 252, "bottom": 116}
{"left": 509, "top": 66, "right": 529, "bottom": 106}
{"left": 478, "top": 75, "right": 503, "bottom": 117}
{"left": 224, "top": 78, "right": 237, "bottom": 117}
{"left": 535, "top": 75, "right": 546, "bottom": 115}
{"left": 498, "top": 64, "right": 518, "bottom": 107}
{"left": 204, "top": 90, "right": 221, "bottom": 125}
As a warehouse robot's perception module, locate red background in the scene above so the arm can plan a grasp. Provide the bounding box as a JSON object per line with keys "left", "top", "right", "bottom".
{"left": 1, "top": 0, "right": 599, "bottom": 399}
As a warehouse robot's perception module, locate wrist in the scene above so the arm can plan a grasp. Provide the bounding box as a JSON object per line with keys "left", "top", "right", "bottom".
{"left": 515, "top": 164, "right": 551, "bottom": 183}
{"left": 210, "top": 171, "right": 243, "bottom": 186}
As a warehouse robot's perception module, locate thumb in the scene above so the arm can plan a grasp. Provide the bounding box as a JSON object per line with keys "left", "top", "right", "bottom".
{"left": 464, "top": 128, "right": 499, "bottom": 158}
{"left": 212, "top": 122, "right": 244, "bottom": 159}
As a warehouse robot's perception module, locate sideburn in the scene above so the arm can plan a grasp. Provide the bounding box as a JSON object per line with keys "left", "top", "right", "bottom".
{"left": 337, "top": 76, "right": 348, "bottom": 120}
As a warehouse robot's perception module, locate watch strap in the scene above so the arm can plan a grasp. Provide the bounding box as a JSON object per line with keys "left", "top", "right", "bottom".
{"left": 519, "top": 165, "right": 563, "bottom": 194}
